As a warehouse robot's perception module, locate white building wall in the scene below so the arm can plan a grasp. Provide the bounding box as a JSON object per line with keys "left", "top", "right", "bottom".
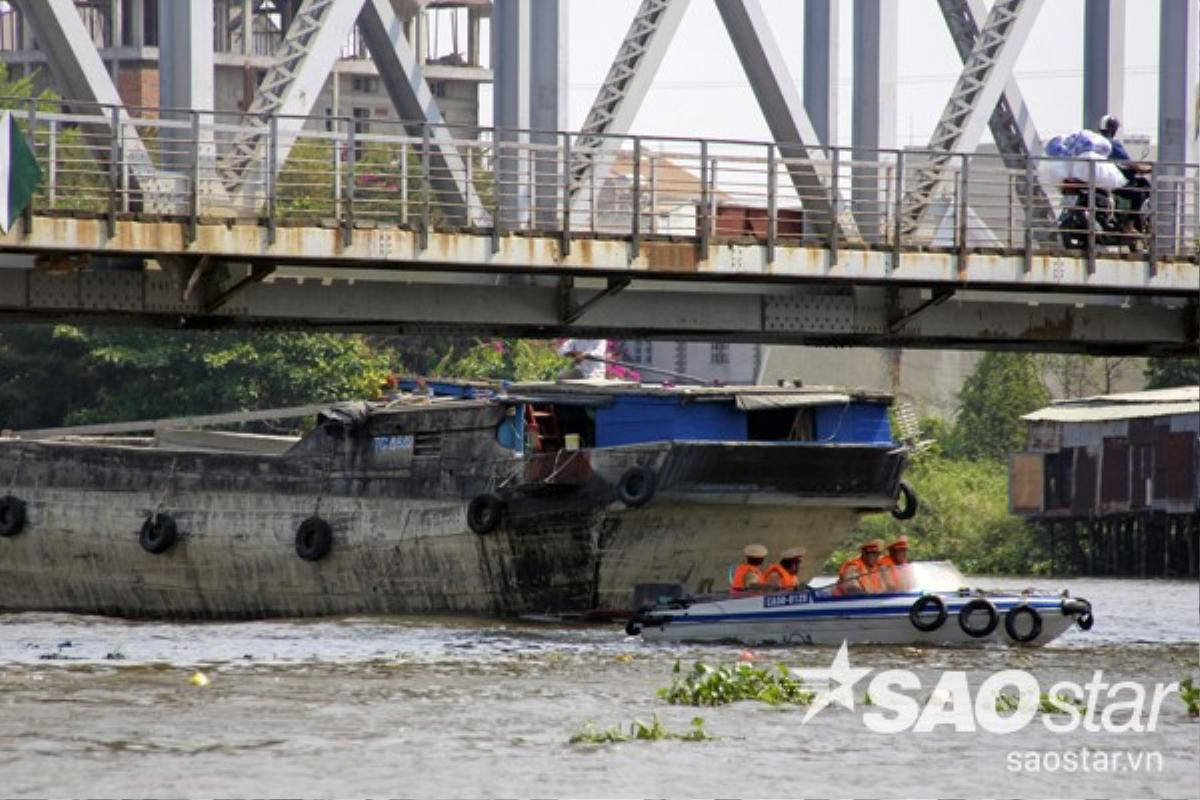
{"left": 619, "top": 340, "right": 759, "bottom": 384}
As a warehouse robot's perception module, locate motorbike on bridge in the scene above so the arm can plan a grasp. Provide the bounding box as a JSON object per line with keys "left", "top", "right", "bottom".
{"left": 1058, "top": 162, "right": 1154, "bottom": 253}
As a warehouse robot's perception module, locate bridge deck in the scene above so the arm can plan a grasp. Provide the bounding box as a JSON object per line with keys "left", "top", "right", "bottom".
{"left": 0, "top": 101, "right": 1196, "bottom": 354}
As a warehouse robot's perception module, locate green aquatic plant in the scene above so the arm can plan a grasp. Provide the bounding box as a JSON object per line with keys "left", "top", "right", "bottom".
{"left": 994, "top": 691, "right": 1087, "bottom": 715}
{"left": 569, "top": 713, "right": 712, "bottom": 745}
{"left": 657, "top": 660, "right": 816, "bottom": 707}
{"left": 1179, "top": 678, "right": 1199, "bottom": 717}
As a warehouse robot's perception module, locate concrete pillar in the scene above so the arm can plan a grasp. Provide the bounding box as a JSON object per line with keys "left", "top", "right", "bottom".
{"left": 530, "top": 0, "right": 567, "bottom": 227}
{"left": 493, "top": 0, "right": 531, "bottom": 226}
{"left": 129, "top": 0, "right": 144, "bottom": 47}
{"left": 852, "top": 0, "right": 898, "bottom": 241}
{"left": 1083, "top": 0, "right": 1125, "bottom": 130}
{"left": 241, "top": 0, "right": 253, "bottom": 56}
{"left": 1156, "top": 0, "right": 1199, "bottom": 253}
{"left": 803, "top": 0, "right": 838, "bottom": 148}
{"left": 1158, "top": 0, "right": 1198, "bottom": 165}
{"left": 158, "top": 0, "right": 214, "bottom": 111}
{"left": 158, "top": 0, "right": 215, "bottom": 178}
{"left": 468, "top": 7, "right": 481, "bottom": 66}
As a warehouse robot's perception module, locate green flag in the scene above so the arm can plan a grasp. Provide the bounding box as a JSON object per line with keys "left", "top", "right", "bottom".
{"left": 0, "top": 110, "right": 41, "bottom": 233}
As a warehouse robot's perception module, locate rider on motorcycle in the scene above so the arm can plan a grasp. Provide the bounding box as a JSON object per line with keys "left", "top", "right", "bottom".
{"left": 1099, "top": 114, "right": 1151, "bottom": 239}
{"left": 1099, "top": 115, "right": 1131, "bottom": 161}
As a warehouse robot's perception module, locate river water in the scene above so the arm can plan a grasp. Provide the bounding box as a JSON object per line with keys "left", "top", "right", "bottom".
{"left": 1, "top": 576, "right": 1197, "bottom": 798}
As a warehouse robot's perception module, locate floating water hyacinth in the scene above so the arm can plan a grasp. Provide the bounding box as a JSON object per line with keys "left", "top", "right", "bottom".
{"left": 657, "top": 660, "right": 815, "bottom": 707}
{"left": 570, "top": 713, "right": 712, "bottom": 745}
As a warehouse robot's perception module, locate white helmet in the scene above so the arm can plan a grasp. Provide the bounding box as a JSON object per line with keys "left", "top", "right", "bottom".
{"left": 1099, "top": 115, "right": 1120, "bottom": 138}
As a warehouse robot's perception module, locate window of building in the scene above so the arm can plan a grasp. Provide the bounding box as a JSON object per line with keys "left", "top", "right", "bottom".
{"left": 430, "top": 81, "right": 447, "bottom": 98}
{"left": 352, "top": 107, "right": 370, "bottom": 132}
{"left": 625, "top": 341, "right": 652, "bottom": 364}
{"left": 352, "top": 107, "right": 370, "bottom": 158}
{"left": 351, "top": 75, "right": 377, "bottom": 94}
{"left": 710, "top": 343, "right": 729, "bottom": 365}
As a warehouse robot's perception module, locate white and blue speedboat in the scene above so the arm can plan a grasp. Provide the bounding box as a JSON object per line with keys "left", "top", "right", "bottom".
{"left": 628, "top": 562, "right": 1094, "bottom": 647}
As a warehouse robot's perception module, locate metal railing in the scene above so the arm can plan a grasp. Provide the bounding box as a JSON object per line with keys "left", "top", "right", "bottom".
{"left": 4, "top": 97, "right": 1198, "bottom": 264}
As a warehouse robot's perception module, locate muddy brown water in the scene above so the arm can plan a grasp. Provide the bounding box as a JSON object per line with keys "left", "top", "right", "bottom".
{"left": 1, "top": 577, "right": 1197, "bottom": 798}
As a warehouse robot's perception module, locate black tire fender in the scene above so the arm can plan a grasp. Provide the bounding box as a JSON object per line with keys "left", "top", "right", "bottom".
{"left": 891, "top": 480, "right": 918, "bottom": 520}
{"left": 617, "top": 466, "right": 657, "bottom": 508}
{"left": 909, "top": 593, "right": 947, "bottom": 632}
{"left": 958, "top": 597, "right": 1000, "bottom": 638}
{"left": 0, "top": 495, "right": 27, "bottom": 537}
{"left": 1063, "top": 597, "right": 1095, "bottom": 631}
{"left": 295, "top": 516, "right": 333, "bottom": 562}
{"left": 467, "top": 493, "right": 506, "bottom": 535}
{"left": 1005, "top": 604, "right": 1043, "bottom": 643}
{"left": 139, "top": 513, "right": 178, "bottom": 555}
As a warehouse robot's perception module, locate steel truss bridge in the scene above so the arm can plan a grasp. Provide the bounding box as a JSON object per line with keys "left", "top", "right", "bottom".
{"left": 0, "top": 0, "right": 1197, "bottom": 355}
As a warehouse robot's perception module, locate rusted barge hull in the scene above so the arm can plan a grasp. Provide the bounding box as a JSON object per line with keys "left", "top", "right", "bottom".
{"left": 0, "top": 384, "right": 908, "bottom": 620}
{"left": 0, "top": 445, "right": 901, "bottom": 619}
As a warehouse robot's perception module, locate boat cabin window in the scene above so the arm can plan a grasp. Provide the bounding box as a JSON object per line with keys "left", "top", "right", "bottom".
{"left": 747, "top": 408, "right": 815, "bottom": 441}
{"left": 522, "top": 403, "right": 596, "bottom": 453}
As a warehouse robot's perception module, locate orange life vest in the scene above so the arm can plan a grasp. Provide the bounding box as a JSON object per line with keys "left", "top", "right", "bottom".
{"left": 761, "top": 563, "right": 799, "bottom": 591}
{"left": 836, "top": 557, "right": 884, "bottom": 594}
{"left": 731, "top": 563, "right": 763, "bottom": 592}
{"left": 877, "top": 555, "right": 912, "bottom": 592}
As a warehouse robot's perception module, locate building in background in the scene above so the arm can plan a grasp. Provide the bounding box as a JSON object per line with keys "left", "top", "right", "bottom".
{"left": 617, "top": 340, "right": 761, "bottom": 385}
{"left": 1009, "top": 386, "right": 1198, "bottom": 577}
{"left": 0, "top": 0, "right": 490, "bottom": 129}
{"left": 758, "top": 345, "right": 1147, "bottom": 420}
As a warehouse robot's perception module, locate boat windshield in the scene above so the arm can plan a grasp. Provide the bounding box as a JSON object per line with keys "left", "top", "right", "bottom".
{"left": 812, "top": 560, "right": 968, "bottom": 598}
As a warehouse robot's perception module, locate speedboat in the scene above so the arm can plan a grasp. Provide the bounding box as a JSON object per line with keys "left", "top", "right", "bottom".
{"left": 627, "top": 562, "right": 1094, "bottom": 647}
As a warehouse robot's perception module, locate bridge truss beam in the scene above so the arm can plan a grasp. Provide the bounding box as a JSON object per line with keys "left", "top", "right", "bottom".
{"left": 715, "top": 0, "right": 859, "bottom": 242}
{"left": 12, "top": 0, "right": 167, "bottom": 207}
{"left": 936, "top": 0, "right": 1054, "bottom": 230}
{"left": 0, "top": 266, "right": 1192, "bottom": 357}
{"left": 903, "top": 0, "right": 1044, "bottom": 234}
{"left": 570, "top": 0, "right": 691, "bottom": 206}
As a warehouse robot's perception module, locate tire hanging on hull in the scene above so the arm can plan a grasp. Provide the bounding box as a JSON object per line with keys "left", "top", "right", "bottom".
{"left": 891, "top": 480, "right": 918, "bottom": 520}
{"left": 908, "top": 593, "right": 947, "bottom": 632}
{"left": 467, "top": 494, "right": 506, "bottom": 534}
{"left": 0, "top": 495, "right": 27, "bottom": 537}
{"left": 616, "top": 466, "right": 656, "bottom": 508}
{"left": 139, "top": 513, "right": 178, "bottom": 554}
{"left": 1004, "top": 604, "right": 1043, "bottom": 643}
{"left": 958, "top": 597, "right": 1000, "bottom": 638}
{"left": 295, "top": 516, "right": 333, "bottom": 561}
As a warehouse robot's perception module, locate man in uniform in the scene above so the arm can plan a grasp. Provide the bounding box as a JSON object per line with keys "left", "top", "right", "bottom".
{"left": 761, "top": 546, "right": 806, "bottom": 591}
{"left": 836, "top": 539, "right": 885, "bottom": 594}
{"left": 878, "top": 535, "right": 913, "bottom": 591}
{"left": 731, "top": 543, "right": 768, "bottom": 593}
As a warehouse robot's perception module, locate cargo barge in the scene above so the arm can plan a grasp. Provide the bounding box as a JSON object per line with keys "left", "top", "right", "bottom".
{"left": 0, "top": 380, "right": 912, "bottom": 619}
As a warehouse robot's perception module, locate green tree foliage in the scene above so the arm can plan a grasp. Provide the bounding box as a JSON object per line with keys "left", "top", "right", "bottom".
{"left": 947, "top": 353, "right": 1048, "bottom": 461}
{"left": 0, "top": 63, "right": 39, "bottom": 108}
{"left": 429, "top": 339, "right": 568, "bottom": 382}
{"left": 0, "top": 63, "right": 109, "bottom": 213}
{"left": 835, "top": 354, "right": 1056, "bottom": 575}
{"left": 1144, "top": 357, "right": 1200, "bottom": 390}
{"left": 833, "top": 451, "right": 1050, "bottom": 575}
{"left": 0, "top": 325, "right": 391, "bottom": 429}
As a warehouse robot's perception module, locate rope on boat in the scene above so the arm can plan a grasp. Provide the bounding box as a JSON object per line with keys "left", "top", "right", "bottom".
{"left": 153, "top": 457, "right": 178, "bottom": 518}
{"left": 6, "top": 449, "right": 23, "bottom": 492}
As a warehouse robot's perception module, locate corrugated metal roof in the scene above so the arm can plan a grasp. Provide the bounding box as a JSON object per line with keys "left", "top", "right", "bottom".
{"left": 1023, "top": 385, "right": 1198, "bottom": 422}
{"left": 1023, "top": 401, "right": 1199, "bottom": 423}
{"left": 1050, "top": 386, "right": 1198, "bottom": 406}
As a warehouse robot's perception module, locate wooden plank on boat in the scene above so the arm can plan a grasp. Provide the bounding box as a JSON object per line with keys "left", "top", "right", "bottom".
{"left": 13, "top": 402, "right": 340, "bottom": 439}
